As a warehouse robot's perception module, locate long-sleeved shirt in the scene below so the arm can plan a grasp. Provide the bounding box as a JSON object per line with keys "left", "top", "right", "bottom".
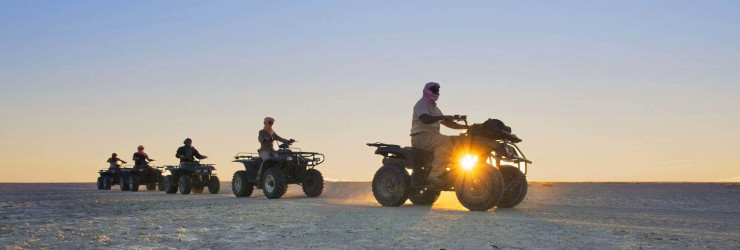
{"left": 107, "top": 157, "right": 123, "bottom": 169}
{"left": 176, "top": 146, "right": 204, "bottom": 162}
{"left": 258, "top": 129, "right": 290, "bottom": 152}
{"left": 133, "top": 152, "right": 151, "bottom": 165}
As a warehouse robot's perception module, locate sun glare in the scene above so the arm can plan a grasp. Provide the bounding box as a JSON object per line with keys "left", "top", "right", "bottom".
{"left": 461, "top": 155, "right": 478, "bottom": 170}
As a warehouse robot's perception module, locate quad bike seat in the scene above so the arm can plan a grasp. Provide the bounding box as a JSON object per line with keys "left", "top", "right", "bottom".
{"left": 407, "top": 147, "right": 435, "bottom": 167}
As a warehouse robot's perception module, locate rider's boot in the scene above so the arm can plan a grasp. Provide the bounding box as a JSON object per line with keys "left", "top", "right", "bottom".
{"left": 255, "top": 166, "right": 264, "bottom": 184}
{"left": 426, "top": 163, "right": 449, "bottom": 188}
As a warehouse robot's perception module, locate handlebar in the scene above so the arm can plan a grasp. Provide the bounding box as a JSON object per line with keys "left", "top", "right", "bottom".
{"left": 279, "top": 140, "right": 298, "bottom": 149}
{"left": 452, "top": 115, "right": 467, "bottom": 121}
{"left": 451, "top": 115, "right": 468, "bottom": 127}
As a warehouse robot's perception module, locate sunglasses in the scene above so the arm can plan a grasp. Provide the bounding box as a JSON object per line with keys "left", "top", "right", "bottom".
{"left": 268, "top": 121, "right": 274, "bottom": 125}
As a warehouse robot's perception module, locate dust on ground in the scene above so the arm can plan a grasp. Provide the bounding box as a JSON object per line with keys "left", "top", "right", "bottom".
{"left": 0, "top": 182, "right": 738, "bottom": 249}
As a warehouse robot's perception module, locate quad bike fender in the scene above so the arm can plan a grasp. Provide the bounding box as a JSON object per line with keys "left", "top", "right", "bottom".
{"left": 374, "top": 147, "right": 413, "bottom": 167}
{"left": 234, "top": 159, "right": 261, "bottom": 183}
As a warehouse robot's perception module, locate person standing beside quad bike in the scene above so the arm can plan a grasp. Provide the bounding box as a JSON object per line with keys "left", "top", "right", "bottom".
{"left": 411, "top": 82, "right": 469, "bottom": 187}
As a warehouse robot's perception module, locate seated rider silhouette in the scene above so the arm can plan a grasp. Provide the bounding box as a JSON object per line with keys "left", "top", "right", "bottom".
{"left": 132, "top": 145, "right": 155, "bottom": 169}
{"left": 176, "top": 138, "right": 207, "bottom": 166}
{"left": 257, "top": 117, "right": 294, "bottom": 180}
{"left": 258, "top": 117, "right": 294, "bottom": 160}
{"left": 107, "top": 153, "right": 127, "bottom": 172}
{"left": 410, "top": 82, "right": 468, "bottom": 187}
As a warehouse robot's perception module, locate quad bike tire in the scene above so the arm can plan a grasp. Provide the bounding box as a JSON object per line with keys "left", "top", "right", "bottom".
{"left": 146, "top": 183, "right": 157, "bottom": 191}
{"left": 232, "top": 171, "right": 254, "bottom": 197}
{"left": 208, "top": 176, "right": 220, "bottom": 194}
{"left": 497, "top": 166, "right": 528, "bottom": 208}
{"left": 120, "top": 176, "right": 130, "bottom": 191}
{"left": 262, "top": 168, "right": 287, "bottom": 199}
{"left": 164, "top": 175, "right": 178, "bottom": 194}
{"left": 97, "top": 177, "right": 104, "bottom": 190}
{"left": 302, "top": 169, "right": 324, "bottom": 197}
{"left": 129, "top": 175, "right": 140, "bottom": 192}
{"left": 408, "top": 188, "right": 441, "bottom": 205}
{"left": 178, "top": 175, "right": 192, "bottom": 195}
{"left": 371, "top": 165, "right": 411, "bottom": 207}
{"left": 157, "top": 176, "right": 166, "bottom": 191}
{"left": 191, "top": 176, "right": 204, "bottom": 193}
{"left": 455, "top": 164, "right": 505, "bottom": 211}
{"left": 104, "top": 176, "right": 112, "bottom": 190}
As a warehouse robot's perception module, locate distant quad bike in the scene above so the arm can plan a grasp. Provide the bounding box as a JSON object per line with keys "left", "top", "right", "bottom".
{"left": 125, "top": 165, "right": 165, "bottom": 192}
{"left": 232, "top": 142, "right": 325, "bottom": 199}
{"left": 367, "top": 115, "right": 532, "bottom": 211}
{"left": 162, "top": 161, "right": 220, "bottom": 195}
{"left": 96, "top": 166, "right": 131, "bottom": 191}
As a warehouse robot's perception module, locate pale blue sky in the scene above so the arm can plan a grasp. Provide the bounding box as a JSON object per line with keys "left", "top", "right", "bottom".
{"left": 1, "top": 1, "right": 738, "bottom": 182}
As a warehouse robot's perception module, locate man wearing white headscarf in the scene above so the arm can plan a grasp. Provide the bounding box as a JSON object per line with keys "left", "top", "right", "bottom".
{"left": 410, "top": 82, "right": 468, "bottom": 187}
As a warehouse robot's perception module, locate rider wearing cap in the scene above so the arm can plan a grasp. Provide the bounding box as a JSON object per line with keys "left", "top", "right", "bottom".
{"left": 176, "top": 138, "right": 207, "bottom": 164}
{"left": 258, "top": 117, "right": 294, "bottom": 161}
{"left": 107, "top": 153, "right": 127, "bottom": 171}
{"left": 410, "top": 82, "right": 468, "bottom": 187}
{"left": 132, "top": 145, "right": 155, "bottom": 167}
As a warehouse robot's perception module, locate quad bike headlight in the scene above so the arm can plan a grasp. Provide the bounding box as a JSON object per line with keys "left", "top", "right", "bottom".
{"left": 460, "top": 154, "right": 478, "bottom": 171}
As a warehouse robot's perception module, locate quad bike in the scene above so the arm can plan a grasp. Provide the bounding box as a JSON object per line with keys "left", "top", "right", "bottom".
{"left": 162, "top": 161, "right": 220, "bottom": 195}
{"left": 96, "top": 166, "right": 132, "bottom": 191}
{"left": 125, "top": 164, "right": 165, "bottom": 192}
{"left": 367, "top": 115, "right": 531, "bottom": 211}
{"left": 232, "top": 142, "right": 325, "bottom": 199}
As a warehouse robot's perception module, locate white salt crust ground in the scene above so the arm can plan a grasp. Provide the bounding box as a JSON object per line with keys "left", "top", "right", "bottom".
{"left": 0, "top": 182, "right": 738, "bottom": 249}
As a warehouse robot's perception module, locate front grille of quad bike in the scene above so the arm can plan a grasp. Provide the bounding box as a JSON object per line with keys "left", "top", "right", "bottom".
{"left": 164, "top": 164, "right": 215, "bottom": 174}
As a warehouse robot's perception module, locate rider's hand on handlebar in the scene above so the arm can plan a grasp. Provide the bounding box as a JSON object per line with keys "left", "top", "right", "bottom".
{"left": 454, "top": 115, "right": 467, "bottom": 120}
{"left": 289, "top": 139, "right": 296, "bottom": 143}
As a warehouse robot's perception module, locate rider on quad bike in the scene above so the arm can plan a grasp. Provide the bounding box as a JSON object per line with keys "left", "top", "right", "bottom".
{"left": 126, "top": 145, "right": 163, "bottom": 192}
{"left": 133, "top": 145, "right": 155, "bottom": 166}
{"left": 367, "top": 82, "right": 530, "bottom": 211}
{"left": 176, "top": 138, "right": 207, "bottom": 164}
{"left": 410, "top": 82, "right": 469, "bottom": 187}
{"left": 257, "top": 117, "right": 295, "bottom": 181}
{"left": 165, "top": 138, "right": 219, "bottom": 194}
{"left": 107, "top": 153, "right": 127, "bottom": 171}
{"left": 97, "top": 153, "right": 129, "bottom": 190}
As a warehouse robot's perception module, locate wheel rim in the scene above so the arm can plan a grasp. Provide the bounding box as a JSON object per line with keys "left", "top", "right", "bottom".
{"left": 465, "top": 175, "right": 487, "bottom": 196}
{"left": 380, "top": 175, "right": 399, "bottom": 197}
{"left": 264, "top": 174, "right": 275, "bottom": 193}
{"left": 305, "top": 177, "right": 314, "bottom": 190}
{"left": 234, "top": 177, "right": 242, "bottom": 191}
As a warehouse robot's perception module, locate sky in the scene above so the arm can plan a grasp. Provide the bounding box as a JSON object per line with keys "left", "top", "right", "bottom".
{"left": 1, "top": 0, "right": 738, "bottom": 183}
